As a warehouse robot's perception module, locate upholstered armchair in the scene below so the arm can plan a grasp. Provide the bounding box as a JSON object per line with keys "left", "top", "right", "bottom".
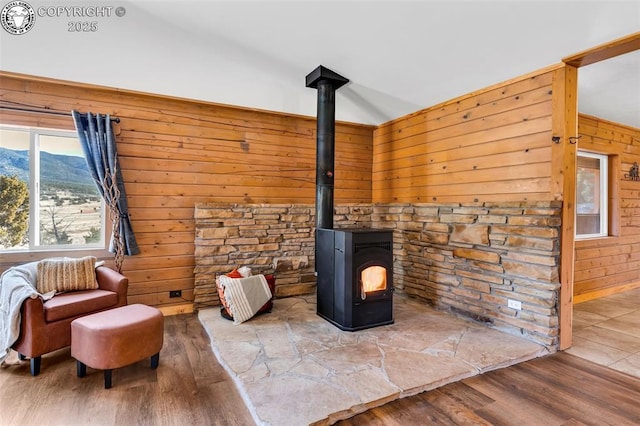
{"left": 12, "top": 266, "right": 128, "bottom": 376}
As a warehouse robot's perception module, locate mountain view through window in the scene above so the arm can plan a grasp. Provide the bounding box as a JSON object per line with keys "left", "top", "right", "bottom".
{"left": 0, "top": 126, "right": 105, "bottom": 251}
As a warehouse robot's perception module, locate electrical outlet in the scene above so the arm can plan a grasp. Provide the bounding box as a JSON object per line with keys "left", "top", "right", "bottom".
{"left": 507, "top": 299, "right": 522, "bottom": 310}
{"left": 169, "top": 290, "right": 182, "bottom": 298}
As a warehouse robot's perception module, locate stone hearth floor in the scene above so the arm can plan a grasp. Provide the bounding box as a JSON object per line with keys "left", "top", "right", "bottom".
{"left": 198, "top": 295, "right": 549, "bottom": 426}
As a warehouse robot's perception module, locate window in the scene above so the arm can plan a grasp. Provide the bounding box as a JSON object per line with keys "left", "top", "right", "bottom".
{"left": 576, "top": 151, "right": 608, "bottom": 238}
{"left": 0, "top": 126, "right": 105, "bottom": 252}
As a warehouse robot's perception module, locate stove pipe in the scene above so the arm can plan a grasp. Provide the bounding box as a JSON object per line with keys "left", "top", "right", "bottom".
{"left": 305, "top": 66, "right": 349, "bottom": 230}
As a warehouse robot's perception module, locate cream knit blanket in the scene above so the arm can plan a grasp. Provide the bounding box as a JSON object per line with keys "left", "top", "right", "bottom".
{"left": 217, "top": 274, "right": 272, "bottom": 325}
{"left": 0, "top": 262, "right": 39, "bottom": 364}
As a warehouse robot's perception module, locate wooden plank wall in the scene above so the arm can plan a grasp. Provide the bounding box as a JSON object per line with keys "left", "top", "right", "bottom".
{"left": 573, "top": 113, "right": 640, "bottom": 301}
{"left": 0, "top": 72, "right": 374, "bottom": 311}
{"left": 372, "top": 67, "right": 558, "bottom": 203}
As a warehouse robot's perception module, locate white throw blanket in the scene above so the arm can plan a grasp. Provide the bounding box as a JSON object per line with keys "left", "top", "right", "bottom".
{"left": 0, "top": 262, "right": 47, "bottom": 364}
{"left": 220, "top": 274, "right": 272, "bottom": 325}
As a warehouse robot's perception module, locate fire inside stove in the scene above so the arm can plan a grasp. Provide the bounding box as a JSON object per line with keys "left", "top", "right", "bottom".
{"left": 316, "top": 228, "right": 394, "bottom": 331}
{"left": 361, "top": 266, "right": 387, "bottom": 296}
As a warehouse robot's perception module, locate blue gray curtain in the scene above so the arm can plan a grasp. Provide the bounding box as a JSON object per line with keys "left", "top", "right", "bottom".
{"left": 71, "top": 110, "right": 139, "bottom": 256}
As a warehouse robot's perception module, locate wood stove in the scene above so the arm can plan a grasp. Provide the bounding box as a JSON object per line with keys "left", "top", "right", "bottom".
{"left": 316, "top": 228, "right": 394, "bottom": 331}
{"left": 306, "top": 65, "right": 393, "bottom": 331}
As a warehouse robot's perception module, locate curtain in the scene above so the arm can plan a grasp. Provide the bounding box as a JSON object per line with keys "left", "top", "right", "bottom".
{"left": 71, "top": 111, "right": 139, "bottom": 256}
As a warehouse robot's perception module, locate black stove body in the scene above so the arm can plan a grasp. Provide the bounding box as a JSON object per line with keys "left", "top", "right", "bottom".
{"left": 316, "top": 228, "right": 394, "bottom": 331}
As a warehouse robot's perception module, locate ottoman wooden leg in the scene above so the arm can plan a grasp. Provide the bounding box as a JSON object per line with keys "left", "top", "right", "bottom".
{"left": 151, "top": 353, "right": 160, "bottom": 369}
{"left": 77, "top": 361, "right": 87, "bottom": 378}
{"left": 104, "top": 369, "right": 113, "bottom": 389}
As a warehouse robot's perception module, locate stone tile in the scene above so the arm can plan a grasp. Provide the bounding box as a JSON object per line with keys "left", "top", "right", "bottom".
{"left": 330, "top": 368, "right": 401, "bottom": 405}
{"left": 246, "top": 375, "right": 359, "bottom": 426}
{"left": 608, "top": 353, "right": 640, "bottom": 379}
{"left": 382, "top": 347, "right": 476, "bottom": 393}
{"left": 293, "top": 335, "right": 332, "bottom": 356}
{"left": 264, "top": 357, "right": 301, "bottom": 376}
{"left": 288, "top": 319, "right": 343, "bottom": 347}
{"left": 597, "top": 314, "right": 640, "bottom": 339}
{"left": 574, "top": 299, "right": 640, "bottom": 319}
{"left": 617, "top": 309, "right": 640, "bottom": 322}
{"left": 238, "top": 361, "right": 269, "bottom": 383}
{"left": 605, "top": 289, "right": 640, "bottom": 305}
{"left": 565, "top": 337, "right": 631, "bottom": 366}
{"left": 199, "top": 316, "right": 259, "bottom": 343}
{"left": 569, "top": 288, "right": 640, "bottom": 377}
{"left": 376, "top": 322, "right": 469, "bottom": 353}
{"left": 571, "top": 309, "right": 609, "bottom": 330}
{"left": 574, "top": 326, "right": 640, "bottom": 353}
{"left": 289, "top": 358, "right": 329, "bottom": 379}
{"left": 256, "top": 326, "right": 298, "bottom": 359}
{"left": 199, "top": 294, "right": 547, "bottom": 425}
{"left": 312, "top": 342, "right": 383, "bottom": 372}
{"left": 450, "top": 327, "right": 549, "bottom": 371}
{"left": 215, "top": 340, "right": 262, "bottom": 375}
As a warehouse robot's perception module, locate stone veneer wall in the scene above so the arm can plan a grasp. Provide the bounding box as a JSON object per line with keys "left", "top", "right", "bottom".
{"left": 194, "top": 203, "right": 372, "bottom": 309}
{"left": 371, "top": 202, "right": 562, "bottom": 348}
{"left": 194, "top": 201, "right": 561, "bottom": 348}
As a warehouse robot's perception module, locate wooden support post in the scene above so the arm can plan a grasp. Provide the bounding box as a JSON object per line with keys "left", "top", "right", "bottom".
{"left": 551, "top": 65, "right": 578, "bottom": 350}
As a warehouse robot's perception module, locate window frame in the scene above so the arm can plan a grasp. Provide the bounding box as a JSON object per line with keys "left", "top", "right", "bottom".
{"left": 1, "top": 125, "right": 108, "bottom": 253}
{"left": 575, "top": 150, "right": 609, "bottom": 240}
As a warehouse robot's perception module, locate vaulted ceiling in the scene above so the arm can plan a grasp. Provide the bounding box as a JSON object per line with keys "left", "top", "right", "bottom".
{"left": 1, "top": 1, "right": 638, "bottom": 127}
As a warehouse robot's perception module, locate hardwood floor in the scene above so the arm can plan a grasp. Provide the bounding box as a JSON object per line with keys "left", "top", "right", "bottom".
{"left": 2, "top": 314, "right": 640, "bottom": 426}
{"left": 0, "top": 314, "right": 254, "bottom": 426}
{"left": 337, "top": 352, "right": 640, "bottom": 426}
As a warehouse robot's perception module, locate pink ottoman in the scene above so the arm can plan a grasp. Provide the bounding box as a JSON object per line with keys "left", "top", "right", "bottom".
{"left": 71, "top": 304, "right": 164, "bottom": 389}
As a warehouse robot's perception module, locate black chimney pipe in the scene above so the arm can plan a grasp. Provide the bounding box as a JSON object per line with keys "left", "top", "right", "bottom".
{"left": 305, "top": 65, "right": 349, "bottom": 230}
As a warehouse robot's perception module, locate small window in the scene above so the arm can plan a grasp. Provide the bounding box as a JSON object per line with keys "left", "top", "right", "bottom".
{"left": 0, "top": 126, "right": 106, "bottom": 252}
{"left": 576, "top": 151, "right": 608, "bottom": 238}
